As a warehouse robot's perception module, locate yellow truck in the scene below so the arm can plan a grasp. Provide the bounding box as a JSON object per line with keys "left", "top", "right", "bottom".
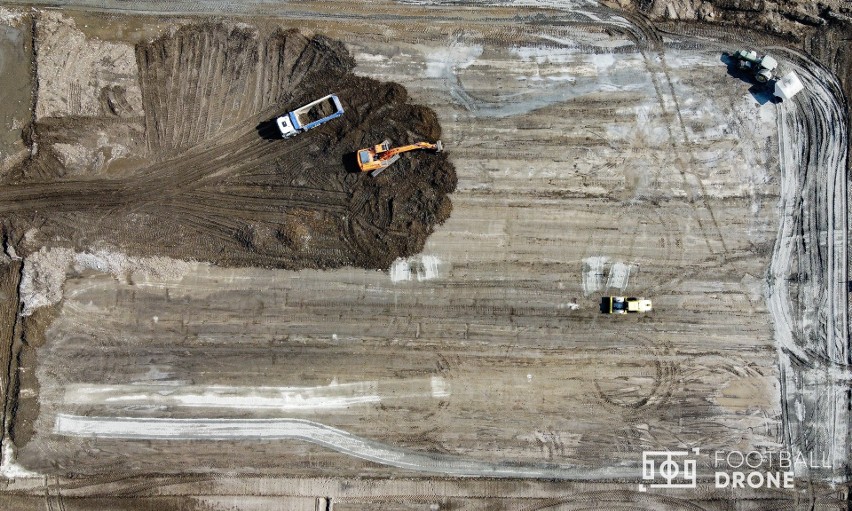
{"left": 602, "top": 296, "right": 653, "bottom": 314}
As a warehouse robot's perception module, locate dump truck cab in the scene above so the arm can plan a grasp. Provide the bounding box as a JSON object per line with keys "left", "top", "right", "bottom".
{"left": 603, "top": 296, "right": 653, "bottom": 314}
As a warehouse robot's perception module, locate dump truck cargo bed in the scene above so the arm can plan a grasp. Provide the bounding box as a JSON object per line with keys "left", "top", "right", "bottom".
{"left": 276, "top": 94, "right": 344, "bottom": 137}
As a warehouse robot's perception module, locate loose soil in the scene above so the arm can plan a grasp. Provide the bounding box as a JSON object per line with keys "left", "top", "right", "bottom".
{"left": 1, "top": 21, "right": 457, "bottom": 271}
{"left": 300, "top": 96, "right": 338, "bottom": 125}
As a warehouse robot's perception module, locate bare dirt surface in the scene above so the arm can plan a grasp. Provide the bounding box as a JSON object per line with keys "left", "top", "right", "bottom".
{"left": 607, "top": 0, "right": 852, "bottom": 496}
{"left": 2, "top": 18, "right": 456, "bottom": 271}
{"left": 0, "top": 9, "right": 32, "bottom": 177}
{"left": 0, "top": 1, "right": 849, "bottom": 510}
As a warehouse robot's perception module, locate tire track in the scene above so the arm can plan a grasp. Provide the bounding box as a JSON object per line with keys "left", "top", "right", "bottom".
{"left": 766, "top": 47, "right": 849, "bottom": 476}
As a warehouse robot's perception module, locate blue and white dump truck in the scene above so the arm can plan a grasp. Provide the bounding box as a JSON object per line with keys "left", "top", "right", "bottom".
{"left": 276, "top": 94, "right": 344, "bottom": 138}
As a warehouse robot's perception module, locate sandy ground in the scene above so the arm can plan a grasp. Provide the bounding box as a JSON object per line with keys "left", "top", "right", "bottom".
{"left": 0, "top": 1, "right": 849, "bottom": 510}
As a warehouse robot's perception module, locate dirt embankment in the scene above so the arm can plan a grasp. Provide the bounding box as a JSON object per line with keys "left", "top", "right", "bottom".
{"left": 2, "top": 20, "right": 456, "bottom": 271}
{"left": 603, "top": 0, "right": 850, "bottom": 36}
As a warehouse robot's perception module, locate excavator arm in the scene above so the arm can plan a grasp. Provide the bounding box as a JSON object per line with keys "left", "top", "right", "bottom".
{"left": 379, "top": 141, "right": 441, "bottom": 160}
{"left": 356, "top": 139, "right": 443, "bottom": 175}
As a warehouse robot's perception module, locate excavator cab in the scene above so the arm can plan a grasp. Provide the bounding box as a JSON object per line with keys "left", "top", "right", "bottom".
{"left": 358, "top": 140, "right": 392, "bottom": 170}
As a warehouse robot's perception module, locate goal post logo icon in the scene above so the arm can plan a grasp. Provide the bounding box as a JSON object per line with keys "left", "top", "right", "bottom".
{"left": 639, "top": 449, "right": 700, "bottom": 491}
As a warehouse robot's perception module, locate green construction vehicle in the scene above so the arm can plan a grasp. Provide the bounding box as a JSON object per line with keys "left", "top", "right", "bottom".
{"left": 731, "top": 49, "right": 778, "bottom": 83}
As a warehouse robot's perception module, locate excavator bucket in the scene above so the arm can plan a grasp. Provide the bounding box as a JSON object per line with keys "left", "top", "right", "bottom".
{"left": 435, "top": 140, "right": 443, "bottom": 153}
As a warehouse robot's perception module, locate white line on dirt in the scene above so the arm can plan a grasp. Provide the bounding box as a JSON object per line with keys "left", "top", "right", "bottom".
{"left": 53, "top": 414, "right": 636, "bottom": 480}
{"left": 63, "top": 378, "right": 451, "bottom": 411}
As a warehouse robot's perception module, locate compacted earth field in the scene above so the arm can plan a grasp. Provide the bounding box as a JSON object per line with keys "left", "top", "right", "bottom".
{"left": 0, "top": 0, "right": 849, "bottom": 509}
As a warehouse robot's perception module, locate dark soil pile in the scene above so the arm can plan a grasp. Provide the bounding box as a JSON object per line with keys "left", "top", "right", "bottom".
{"left": 301, "top": 97, "right": 338, "bottom": 124}
{"left": 2, "top": 23, "right": 456, "bottom": 270}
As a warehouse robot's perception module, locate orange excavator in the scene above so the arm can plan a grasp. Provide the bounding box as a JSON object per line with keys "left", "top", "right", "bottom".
{"left": 357, "top": 139, "right": 443, "bottom": 176}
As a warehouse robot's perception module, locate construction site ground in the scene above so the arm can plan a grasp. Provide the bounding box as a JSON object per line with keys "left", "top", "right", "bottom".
{"left": 0, "top": 1, "right": 849, "bottom": 510}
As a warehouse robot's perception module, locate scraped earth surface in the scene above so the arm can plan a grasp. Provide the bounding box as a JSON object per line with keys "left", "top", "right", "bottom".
{"left": 0, "top": 2, "right": 849, "bottom": 511}
{"left": 3, "top": 18, "right": 455, "bottom": 271}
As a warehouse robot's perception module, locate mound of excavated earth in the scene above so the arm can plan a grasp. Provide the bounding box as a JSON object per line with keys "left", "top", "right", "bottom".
{"left": 2, "top": 22, "right": 456, "bottom": 270}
